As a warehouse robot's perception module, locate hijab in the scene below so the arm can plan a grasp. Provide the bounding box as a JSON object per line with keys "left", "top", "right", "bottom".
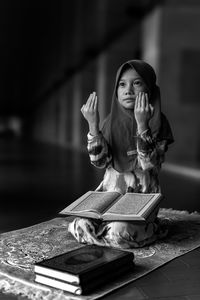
{"left": 101, "top": 59, "right": 174, "bottom": 173}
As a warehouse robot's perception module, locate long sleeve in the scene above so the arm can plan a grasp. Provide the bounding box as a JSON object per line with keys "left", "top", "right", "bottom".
{"left": 87, "top": 132, "right": 112, "bottom": 169}
{"left": 136, "top": 129, "right": 168, "bottom": 171}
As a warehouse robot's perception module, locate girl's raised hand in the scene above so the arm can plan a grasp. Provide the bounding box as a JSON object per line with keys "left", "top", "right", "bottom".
{"left": 81, "top": 92, "right": 100, "bottom": 135}
{"left": 134, "top": 92, "right": 154, "bottom": 134}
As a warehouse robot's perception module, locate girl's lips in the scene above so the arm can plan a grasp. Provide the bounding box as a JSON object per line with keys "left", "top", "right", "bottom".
{"left": 123, "top": 96, "right": 136, "bottom": 100}
{"left": 124, "top": 98, "right": 135, "bottom": 102}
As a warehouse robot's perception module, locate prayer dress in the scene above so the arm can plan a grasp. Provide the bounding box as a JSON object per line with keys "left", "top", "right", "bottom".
{"left": 68, "top": 60, "right": 174, "bottom": 248}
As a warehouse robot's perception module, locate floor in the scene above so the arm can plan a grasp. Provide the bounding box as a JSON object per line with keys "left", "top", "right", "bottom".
{"left": 0, "top": 137, "right": 104, "bottom": 233}
{"left": 0, "top": 136, "right": 200, "bottom": 299}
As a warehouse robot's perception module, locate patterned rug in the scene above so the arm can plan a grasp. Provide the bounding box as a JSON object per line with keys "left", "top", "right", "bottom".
{"left": 0, "top": 208, "right": 200, "bottom": 300}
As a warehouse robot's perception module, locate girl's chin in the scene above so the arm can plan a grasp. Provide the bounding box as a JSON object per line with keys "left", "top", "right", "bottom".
{"left": 118, "top": 99, "right": 135, "bottom": 109}
{"left": 123, "top": 103, "right": 135, "bottom": 109}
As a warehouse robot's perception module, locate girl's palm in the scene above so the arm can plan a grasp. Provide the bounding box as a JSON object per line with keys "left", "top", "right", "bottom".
{"left": 134, "top": 92, "right": 154, "bottom": 127}
{"left": 81, "top": 92, "right": 100, "bottom": 127}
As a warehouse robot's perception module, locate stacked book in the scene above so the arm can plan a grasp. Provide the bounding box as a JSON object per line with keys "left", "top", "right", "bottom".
{"left": 34, "top": 244, "right": 134, "bottom": 295}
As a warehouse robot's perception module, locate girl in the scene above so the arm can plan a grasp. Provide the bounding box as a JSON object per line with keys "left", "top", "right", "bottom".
{"left": 68, "top": 59, "right": 174, "bottom": 248}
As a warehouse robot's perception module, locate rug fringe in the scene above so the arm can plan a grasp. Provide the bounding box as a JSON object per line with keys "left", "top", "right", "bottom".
{"left": 159, "top": 208, "right": 200, "bottom": 216}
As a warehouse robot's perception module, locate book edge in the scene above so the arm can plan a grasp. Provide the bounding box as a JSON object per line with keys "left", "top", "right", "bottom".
{"left": 35, "top": 274, "right": 82, "bottom": 295}
{"left": 138, "top": 193, "right": 162, "bottom": 218}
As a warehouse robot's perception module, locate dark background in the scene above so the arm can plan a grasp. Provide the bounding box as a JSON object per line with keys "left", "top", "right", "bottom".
{"left": 0, "top": 0, "right": 200, "bottom": 233}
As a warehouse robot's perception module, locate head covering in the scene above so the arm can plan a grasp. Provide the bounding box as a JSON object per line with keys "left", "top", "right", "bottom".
{"left": 101, "top": 59, "right": 174, "bottom": 173}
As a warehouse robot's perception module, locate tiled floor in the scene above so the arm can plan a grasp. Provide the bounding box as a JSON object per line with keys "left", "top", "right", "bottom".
{"left": 101, "top": 247, "right": 200, "bottom": 300}
{"left": 0, "top": 137, "right": 200, "bottom": 299}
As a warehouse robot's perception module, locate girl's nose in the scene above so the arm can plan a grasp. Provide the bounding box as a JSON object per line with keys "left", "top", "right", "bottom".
{"left": 125, "top": 85, "right": 134, "bottom": 94}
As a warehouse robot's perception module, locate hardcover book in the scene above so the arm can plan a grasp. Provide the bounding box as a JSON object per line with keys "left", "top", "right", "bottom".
{"left": 35, "top": 263, "right": 133, "bottom": 295}
{"left": 34, "top": 245, "right": 134, "bottom": 287}
{"left": 59, "top": 191, "right": 162, "bottom": 222}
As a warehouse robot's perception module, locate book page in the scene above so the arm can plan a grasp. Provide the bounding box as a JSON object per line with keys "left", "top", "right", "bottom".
{"left": 71, "top": 192, "right": 120, "bottom": 214}
{"left": 105, "top": 193, "right": 154, "bottom": 215}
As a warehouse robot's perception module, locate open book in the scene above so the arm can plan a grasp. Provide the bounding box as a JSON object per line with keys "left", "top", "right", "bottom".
{"left": 59, "top": 191, "right": 162, "bottom": 222}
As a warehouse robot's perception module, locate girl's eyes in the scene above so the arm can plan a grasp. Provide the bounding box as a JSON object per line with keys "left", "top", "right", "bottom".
{"left": 118, "top": 80, "right": 143, "bottom": 87}
{"left": 134, "top": 80, "right": 142, "bottom": 86}
{"left": 118, "top": 82, "right": 125, "bottom": 87}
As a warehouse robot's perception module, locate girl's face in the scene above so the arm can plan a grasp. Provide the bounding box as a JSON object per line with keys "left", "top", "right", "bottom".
{"left": 117, "top": 68, "right": 149, "bottom": 110}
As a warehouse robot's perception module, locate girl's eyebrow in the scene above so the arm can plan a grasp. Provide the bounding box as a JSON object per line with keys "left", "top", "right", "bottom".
{"left": 119, "top": 77, "right": 142, "bottom": 81}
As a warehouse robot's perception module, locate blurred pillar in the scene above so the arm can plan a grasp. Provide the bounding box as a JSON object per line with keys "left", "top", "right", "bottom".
{"left": 96, "top": 53, "right": 107, "bottom": 125}
{"left": 57, "top": 87, "right": 67, "bottom": 146}
{"left": 141, "top": 6, "right": 162, "bottom": 77}
{"left": 72, "top": 74, "right": 82, "bottom": 148}
{"left": 96, "top": 0, "right": 107, "bottom": 125}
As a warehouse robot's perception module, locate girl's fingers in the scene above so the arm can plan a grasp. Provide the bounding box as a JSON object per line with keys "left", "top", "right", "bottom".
{"left": 81, "top": 104, "right": 85, "bottom": 112}
{"left": 94, "top": 95, "right": 98, "bottom": 111}
{"left": 82, "top": 92, "right": 98, "bottom": 114}
{"left": 134, "top": 97, "right": 137, "bottom": 110}
{"left": 149, "top": 104, "right": 154, "bottom": 116}
{"left": 145, "top": 93, "right": 149, "bottom": 110}
{"left": 91, "top": 94, "right": 98, "bottom": 111}
{"left": 85, "top": 93, "right": 92, "bottom": 109}
{"left": 136, "top": 92, "right": 149, "bottom": 110}
{"left": 91, "top": 94, "right": 96, "bottom": 110}
{"left": 141, "top": 92, "right": 146, "bottom": 109}
{"left": 135, "top": 94, "right": 138, "bottom": 109}
{"left": 139, "top": 92, "right": 146, "bottom": 109}
{"left": 88, "top": 92, "right": 95, "bottom": 109}
{"left": 137, "top": 92, "right": 142, "bottom": 108}
{"left": 85, "top": 92, "right": 96, "bottom": 109}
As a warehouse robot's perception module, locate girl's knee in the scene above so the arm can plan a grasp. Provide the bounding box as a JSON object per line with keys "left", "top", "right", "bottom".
{"left": 68, "top": 218, "right": 100, "bottom": 245}
{"left": 105, "top": 222, "right": 134, "bottom": 243}
{"left": 68, "top": 218, "right": 92, "bottom": 240}
{"left": 104, "top": 221, "right": 156, "bottom": 248}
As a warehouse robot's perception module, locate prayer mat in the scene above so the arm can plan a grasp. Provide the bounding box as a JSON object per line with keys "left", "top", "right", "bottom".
{"left": 0, "top": 208, "right": 200, "bottom": 300}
